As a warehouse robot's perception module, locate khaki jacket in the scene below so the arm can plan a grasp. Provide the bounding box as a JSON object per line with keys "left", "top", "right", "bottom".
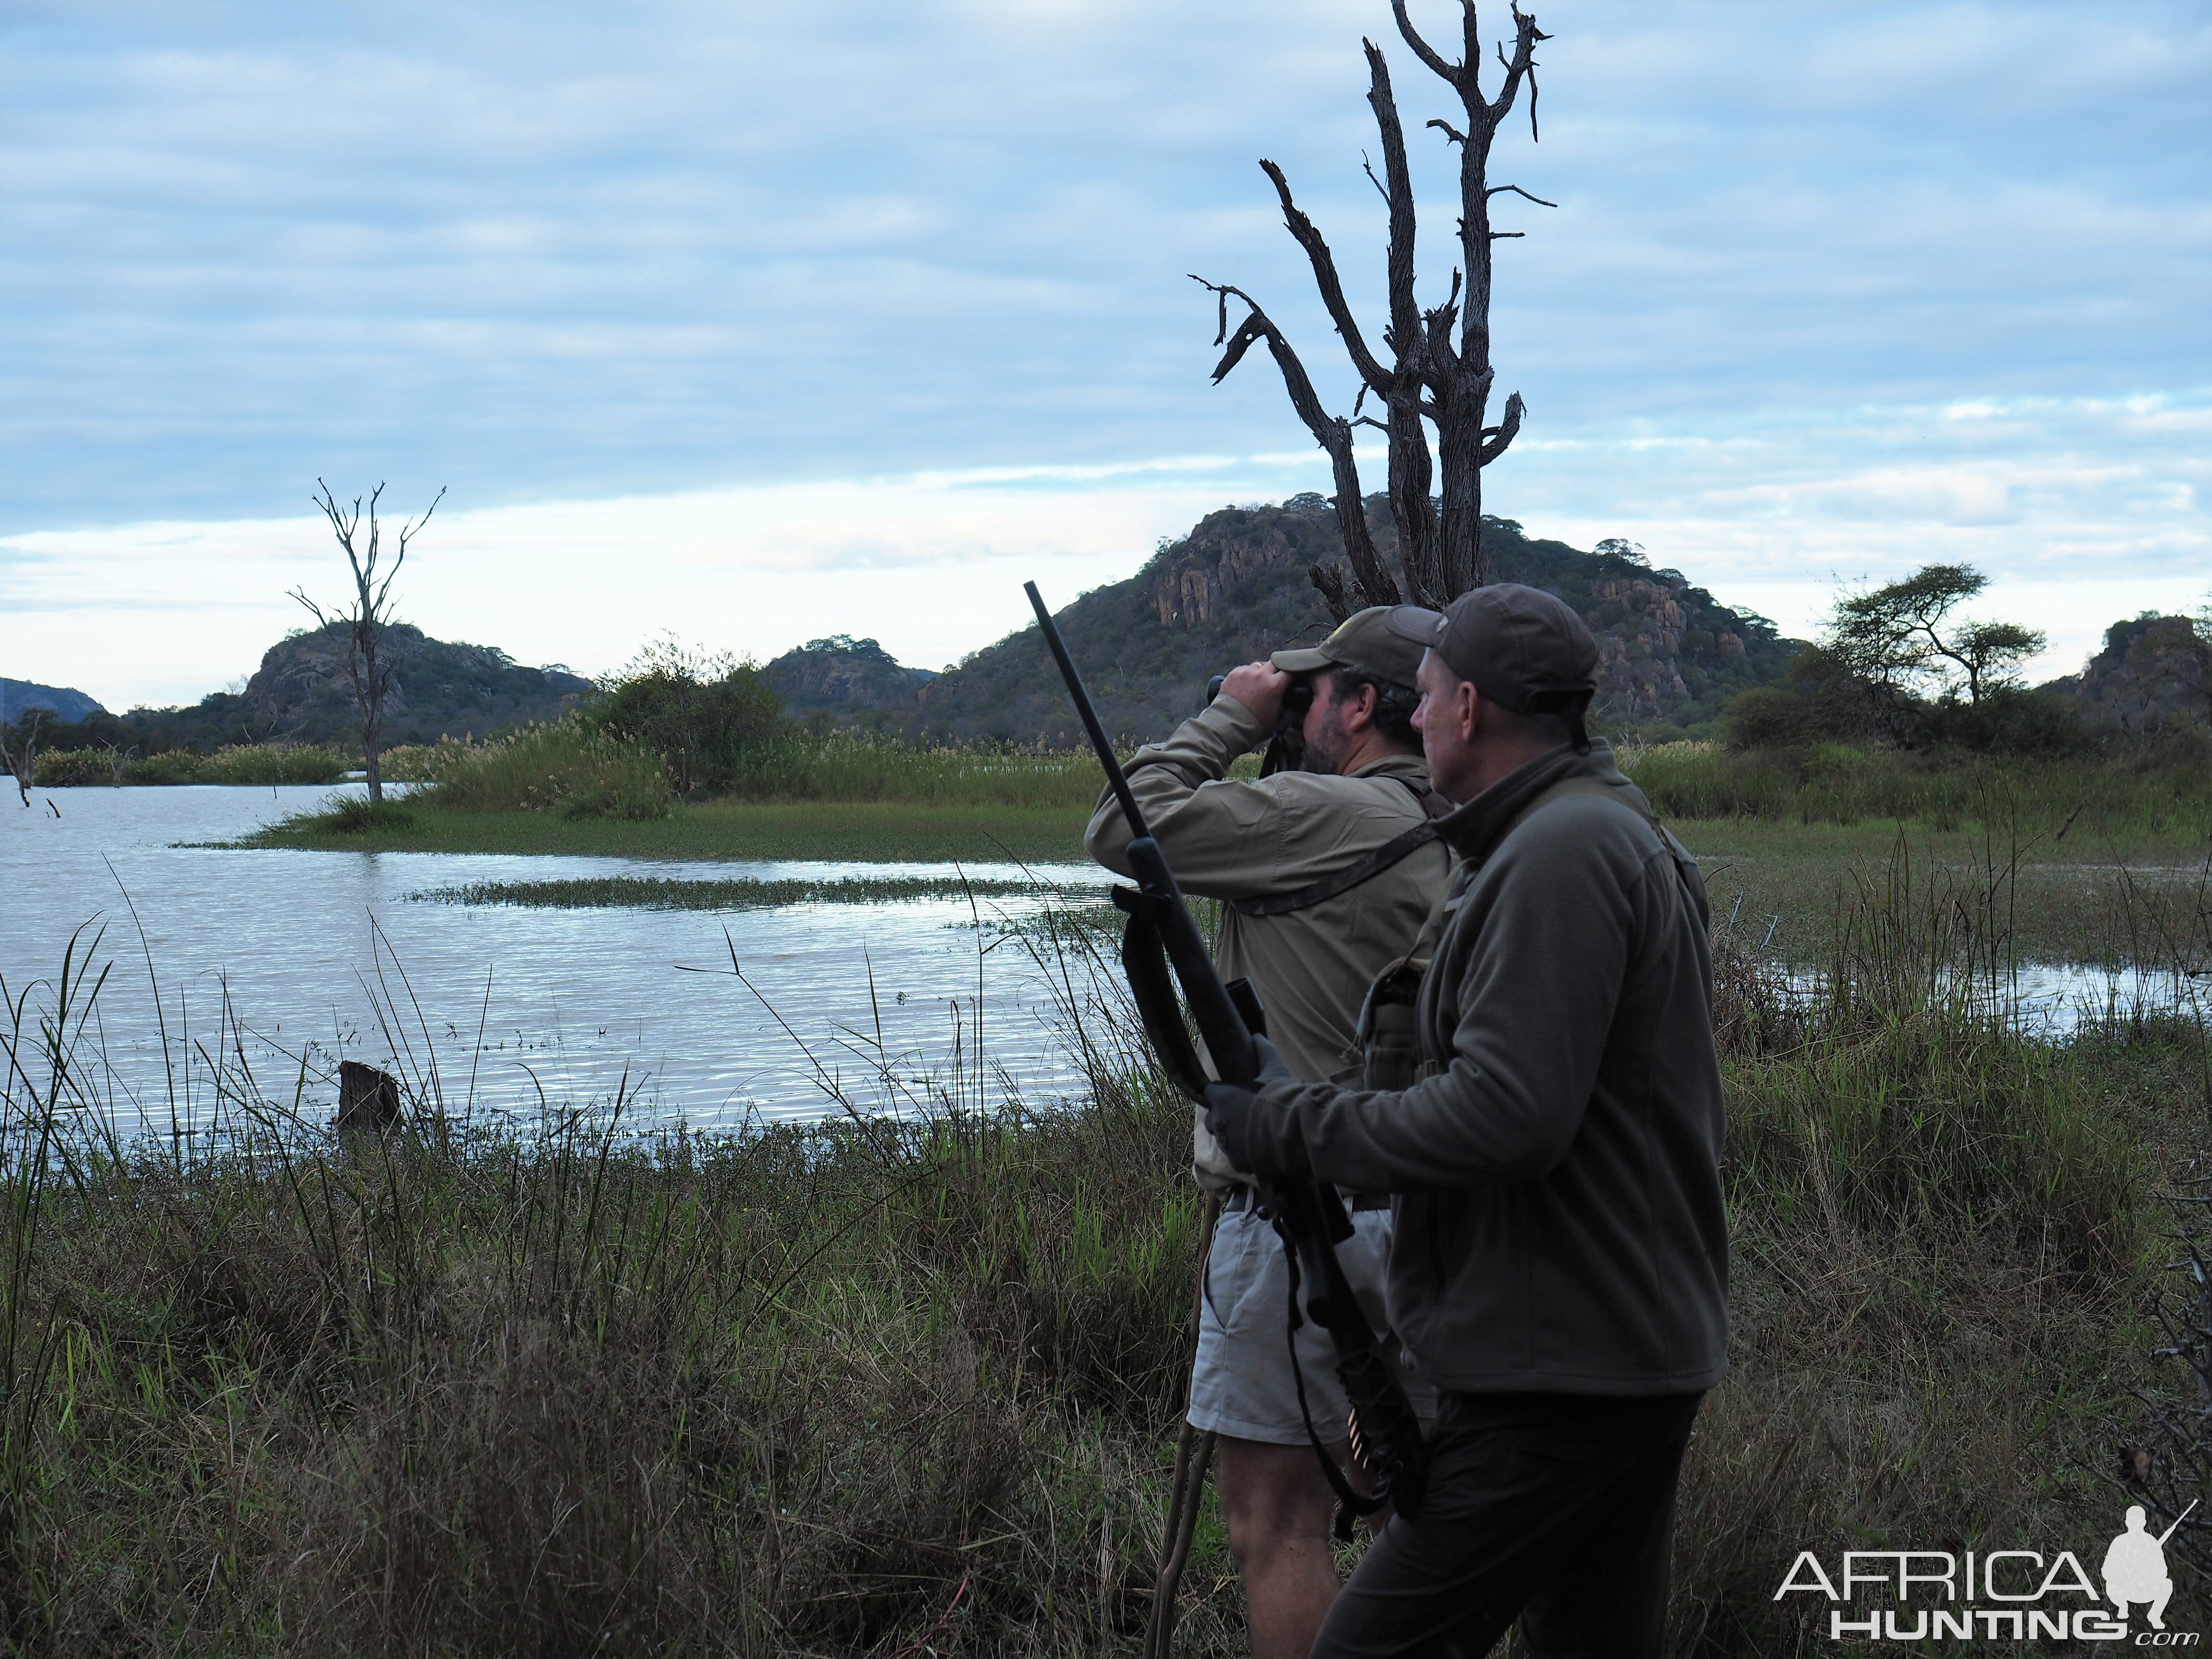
{"left": 1241, "top": 741, "right": 1729, "bottom": 1395}
{"left": 1083, "top": 696, "right": 1453, "bottom": 1090}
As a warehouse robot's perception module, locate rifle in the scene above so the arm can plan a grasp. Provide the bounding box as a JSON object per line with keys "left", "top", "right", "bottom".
{"left": 1025, "top": 583, "right": 1429, "bottom": 1531}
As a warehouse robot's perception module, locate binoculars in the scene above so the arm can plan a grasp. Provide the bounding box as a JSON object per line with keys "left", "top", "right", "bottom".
{"left": 1205, "top": 671, "right": 1315, "bottom": 774}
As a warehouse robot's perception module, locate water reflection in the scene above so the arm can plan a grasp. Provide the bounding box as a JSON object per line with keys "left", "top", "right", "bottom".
{"left": 1, "top": 785, "right": 1118, "bottom": 1134}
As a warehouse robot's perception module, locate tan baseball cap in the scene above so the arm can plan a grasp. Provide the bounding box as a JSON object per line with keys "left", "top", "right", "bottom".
{"left": 1382, "top": 583, "right": 1598, "bottom": 713}
{"left": 1271, "top": 605, "right": 1439, "bottom": 693}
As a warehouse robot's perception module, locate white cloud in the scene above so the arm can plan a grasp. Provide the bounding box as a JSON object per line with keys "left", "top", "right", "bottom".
{"left": 0, "top": 454, "right": 1335, "bottom": 709}
{"left": 2, "top": 0, "right": 2208, "bottom": 708}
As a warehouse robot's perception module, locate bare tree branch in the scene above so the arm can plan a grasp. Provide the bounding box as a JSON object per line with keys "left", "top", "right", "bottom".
{"left": 1479, "top": 391, "right": 1525, "bottom": 466}
{"left": 1257, "top": 160, "right": 1393, "bottom": 393}
{"left": 1391, "top": 0, "right": 1460, "bottom": 86}
{"left": 1189, "top": 277, "right": 1400, "bottom": 612}
{"left": 1197, "top": 2, "right": 1549, "bottom": 604}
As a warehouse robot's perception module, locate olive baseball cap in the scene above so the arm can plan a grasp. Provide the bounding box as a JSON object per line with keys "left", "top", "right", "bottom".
{"left": 1382, "top": 583, "right": 1598, "bottom": 713}
{"left": 1270, "top": 605, "right": 1439, "bottom": 692}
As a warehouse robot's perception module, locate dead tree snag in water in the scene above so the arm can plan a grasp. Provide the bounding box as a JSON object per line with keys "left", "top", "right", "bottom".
{"left": 1194, "top": 2, "right": 1550, "bottom": 616}
{"left": 294, "top": 481, "right": 444, "bottom": 805}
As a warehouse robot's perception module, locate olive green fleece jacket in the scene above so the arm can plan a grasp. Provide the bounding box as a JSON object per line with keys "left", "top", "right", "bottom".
{"left": 1239, "top": 741, "right": 1730, "bottom": 1397}
{"left": 1083, "top": 695, "right": 1451, "bottom": 1087}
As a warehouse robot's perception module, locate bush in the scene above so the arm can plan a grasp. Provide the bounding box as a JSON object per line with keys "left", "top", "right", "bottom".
{"left": 590, "top": 637, "right": 782, "bottom": 797}
{"left": 32, "top": 748, "right": 118, "bottom": 787}
{"left": 1915, "top": 685, "right": 2092, "bottom": 756}
{"left": 427, "top": 719, "right": 673, "bottom": 818}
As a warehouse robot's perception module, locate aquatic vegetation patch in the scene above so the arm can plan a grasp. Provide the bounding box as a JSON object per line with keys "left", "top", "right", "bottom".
{"left": 412, "top": 873, "right": 1082, "bottom": 911}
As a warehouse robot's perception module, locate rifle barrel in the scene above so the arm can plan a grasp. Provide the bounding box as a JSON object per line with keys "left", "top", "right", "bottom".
{"left": 1025, "top": 582, "right": 1150, "bottom": 842}
{"left": 2157, "top": 1498, "right": 2199, "bottom": 1547}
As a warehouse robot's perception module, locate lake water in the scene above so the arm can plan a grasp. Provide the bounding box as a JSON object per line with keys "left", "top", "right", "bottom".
{"left": 1, "top": 786, "right": 1122, "bottom": 1137}
{"left": 5, "top": 786, "right": 2198, "bottom": 1142}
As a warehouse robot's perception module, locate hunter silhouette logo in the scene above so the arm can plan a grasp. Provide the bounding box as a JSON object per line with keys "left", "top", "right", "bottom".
{"left": 2104, "top": 1502, "right": 2194, "bottom": 1632}
{"left": 1777, "top": 1499, "right": 2201, "bottom": 1643}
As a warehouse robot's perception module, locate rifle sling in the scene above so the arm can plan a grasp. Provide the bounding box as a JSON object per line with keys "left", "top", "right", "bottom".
{"left": 1227, "top": 780, "right": 1453, "bottom": 920}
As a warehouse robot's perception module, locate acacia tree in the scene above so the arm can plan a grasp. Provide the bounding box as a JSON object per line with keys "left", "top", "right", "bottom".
{"left": 293, "top": 481, "right": 444, "bottom": 805}
{"left": 1194, "top": 1, "right": 1551, "bottom": 616}
{"left": 1828, "top": 564, "right": 2045, "bottom": 707}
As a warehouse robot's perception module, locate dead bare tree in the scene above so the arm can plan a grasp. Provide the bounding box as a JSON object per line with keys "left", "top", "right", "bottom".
{"left": 1193, "top": 1, "right": 1550, "bottom": 616}
{"left": 0, "top": 709, "right": 45, "bottom": 806}
{"left": 294, "top": 481, "right": 444, "bottom": 805}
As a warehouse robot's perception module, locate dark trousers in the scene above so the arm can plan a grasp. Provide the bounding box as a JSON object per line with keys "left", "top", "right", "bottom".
{"left": 1310, "top": 1389, "right": 1703, "bottom": 1659}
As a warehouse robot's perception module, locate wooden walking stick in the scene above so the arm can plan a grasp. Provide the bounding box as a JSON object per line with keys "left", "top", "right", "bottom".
{"left": 1144, "top": 1187, "right": 1222, "bottom": 1659}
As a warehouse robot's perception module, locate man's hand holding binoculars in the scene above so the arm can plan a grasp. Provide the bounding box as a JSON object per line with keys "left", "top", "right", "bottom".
{"left": 1217, "top": 661, "right": 1293, "bottom": 728}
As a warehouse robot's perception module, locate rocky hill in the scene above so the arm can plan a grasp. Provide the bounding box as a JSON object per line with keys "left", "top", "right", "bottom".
{"left": 763, "top": 636, "right": 938, "bottom": 723}
{"left": 909, "top": 496, "right": 1802, "bottom": 744}
{"left": 0, "top": 678, "right": 104, "bottom": 725}
{"left": 2040, "top": 613, "right": 2210, "bottom": 732}
{"left": 65, "top": 623, "right": 597, "bottom": 755}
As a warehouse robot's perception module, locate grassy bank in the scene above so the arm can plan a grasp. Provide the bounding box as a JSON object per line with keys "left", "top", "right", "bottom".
{"left": 229, "top": 800, "right": 1094, "bottom": 863}
{"left": 1, "top": 849, "right": 2206, "bottom": 1652}
{"left": 1625, "top": 734, "right": 2212, "bottom": 840}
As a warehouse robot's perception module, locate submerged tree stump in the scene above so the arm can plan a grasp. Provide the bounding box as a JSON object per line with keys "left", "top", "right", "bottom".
{"left": 336, "top": 1060, "right": 403, "bottom": 1136}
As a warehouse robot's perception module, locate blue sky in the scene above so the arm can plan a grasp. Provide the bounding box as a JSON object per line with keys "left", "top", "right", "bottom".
{"left": 4, "top": 0, "right": 2207, "bottom": 709}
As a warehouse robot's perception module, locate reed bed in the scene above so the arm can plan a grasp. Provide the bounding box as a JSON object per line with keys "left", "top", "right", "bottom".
{"left": 32, "top": 744, "right": 350, "bottom": 788}
{"left": 715, "top": 733, "right": 1104, "bottom": 810}
{"left": 386, "top": 720, "right": 673, "bottom": 819}
{"left": 0, "top": 840, "right": 2205, "bottom": 1653}
{"left": 411, "top": 875, "right": 1084, "bottom": 912}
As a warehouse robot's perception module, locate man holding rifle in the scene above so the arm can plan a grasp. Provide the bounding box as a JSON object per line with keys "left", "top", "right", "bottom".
{"left": 1204, "top": 584, "right": 1730, "bottom": 1659}
{"left": 1084, "top": 607, "right": 1450, "bottom": 1659}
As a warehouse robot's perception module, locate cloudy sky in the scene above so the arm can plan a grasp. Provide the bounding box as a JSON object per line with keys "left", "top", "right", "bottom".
{"left": 3, "top": 0, "right": 2207, "bottom": 709}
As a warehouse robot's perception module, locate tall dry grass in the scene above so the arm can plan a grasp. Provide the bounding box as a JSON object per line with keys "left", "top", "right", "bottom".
{"left": 0, "top": 840, "right": 2203, "bottom": 1652}
{"left": 411, "top": 718, "right": 674, "bottom": 819}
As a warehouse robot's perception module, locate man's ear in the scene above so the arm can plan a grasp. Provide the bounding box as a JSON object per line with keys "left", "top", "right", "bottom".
{"left": 1455, "top": 679, "right": 1483, "bottom": 742}
{"left": 1342, "top": 680, "right": 1381, "bottom": 733}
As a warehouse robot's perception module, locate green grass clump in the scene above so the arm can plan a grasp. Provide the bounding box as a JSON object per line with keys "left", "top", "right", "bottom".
{"left": 404, "top": 719, "right": 673, "bottom": 819}
{"left": 414, "top": 874, "right": 1082, "bottom": 911}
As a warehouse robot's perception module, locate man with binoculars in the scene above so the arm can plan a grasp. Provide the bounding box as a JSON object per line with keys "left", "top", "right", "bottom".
{"left": 1085, "top": 607, "right": 1451, "bottom": 1659}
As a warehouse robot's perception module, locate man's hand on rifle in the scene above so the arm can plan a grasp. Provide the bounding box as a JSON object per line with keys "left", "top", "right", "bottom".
{"left": 1218, "top": 661, "right": 1291, "bottom": 730}
{"left": 1202, "top": 1033, "right": 1295, "bottom": 1177}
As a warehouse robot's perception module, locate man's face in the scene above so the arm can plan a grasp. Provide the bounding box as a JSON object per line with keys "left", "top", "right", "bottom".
{"left": 1299, "top": 672, "right": 1347, "bottom": 774}
{"left": 1413, "top": 650, "right": 1479, "bottom": 799}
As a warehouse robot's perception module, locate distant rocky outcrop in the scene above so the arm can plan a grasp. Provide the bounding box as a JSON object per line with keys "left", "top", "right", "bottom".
{"left": 87, "top": 623, "right": 594, "bottom": 753}
{"left": 227, "top": 622, "right": 594, "bottom": 745}
{"left": 763, "top": 636, "right": 938, "bottom": 720}
{"left": 2040, "top": 613, "right": 2211, "bottom": 732}
{"left": 0, "top": 679, "right": 105, "bottom": 725}
{"left": 908, "top": 497, "right": 1802, "bottom": 744}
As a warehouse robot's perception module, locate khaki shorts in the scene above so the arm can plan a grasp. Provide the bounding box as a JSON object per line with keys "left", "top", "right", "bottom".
{"left": 1188, "top": 1198, "right": 1435, "bottom": 1446}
